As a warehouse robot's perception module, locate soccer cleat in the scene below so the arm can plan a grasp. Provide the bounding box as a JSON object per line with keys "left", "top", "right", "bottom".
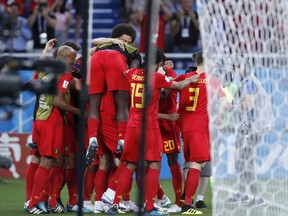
{"left": 116, "top": 139, "right": 124, "bottom": 154}
{"left": 26, "top": 142, "right": 38, "bottom": 150}
{"left": 181, "top": 208, "right": 203, "bottom": 215}
{"left": 94, "top": 200, "right": 109, "bottom": 213}
{"left": 25, "top": 205, "right": 44, "bottom": 214}
{"left": 37, "top": 202, "right": 49, "bottom": 213}
{"left": 66, "top": 203, "right": 93, "bottom": 213}
{"left": 225, "top": 193, "right": 250, "bottom": 205}
{"left": 154, "top": 203, "right": 168, "bottom": 212}
{"left": 108, "top": 204, "right": 120, "bottom": 215}
{"left": 83, "top": 201, "right": 94, "bottom": 212}
{"left": 144, "top": 208, "right": 170, "bottom": 216}
{"left": 195, "top": 200, "right": 207, "bottom": 209}
{"left": 85, "top": 137, "right": 98, "bottom": 165}
{"left": 24, "top": 200, "right": 30, "bottom": 211}
{"left": 66, "top": 204, "right": 78, "bottom": 212}
{"left": 155, "top": 195, "right": 171, "bottom": 208}
{"left": 47, "top": 203, "right": 65, "bottom": 213}
{"left": 56, "top": 197, "right": 65, "bottom": 210}
{"left": 167, "top": 204, "right": 182, "bottom": 213}
{"left": 122, "top": 200, "right": 139, "bottom": 212}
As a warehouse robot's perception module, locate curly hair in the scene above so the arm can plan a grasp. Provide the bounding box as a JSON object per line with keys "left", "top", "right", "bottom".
{"left": 111, "top": 23, "right": 136, "bottom": 43}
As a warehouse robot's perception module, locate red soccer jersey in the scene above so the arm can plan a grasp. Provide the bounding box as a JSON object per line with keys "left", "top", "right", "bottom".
{"left": 158, "top": 68, "right": 178, "bottom": 114}
{"left": 50, "top": 72, "right": 74, "bottom": 119}
{"left": 124, "top": 68, "right": 173, "bottom": 129}
{"left": 175, "top": 72, "right": 225, "bottom": 132}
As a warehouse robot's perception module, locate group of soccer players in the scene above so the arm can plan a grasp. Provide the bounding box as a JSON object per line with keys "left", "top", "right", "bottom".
{"left": 24, "top": 22, "right": 225, "bottom": 215}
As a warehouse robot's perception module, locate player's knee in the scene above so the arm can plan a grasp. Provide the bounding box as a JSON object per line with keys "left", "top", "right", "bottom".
{"left": 200, "top": 161, "right": 212, "bottom": 177}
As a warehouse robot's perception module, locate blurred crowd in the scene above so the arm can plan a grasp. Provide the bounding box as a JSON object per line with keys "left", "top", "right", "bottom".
{"left": 0, "top": 0, "right": 202, "bottom": 53}
{"left": 0, "top": 0, "right": 78, "bottom": 52}
{"left": 119, "top": 0, "right": 202, "bottom": 53}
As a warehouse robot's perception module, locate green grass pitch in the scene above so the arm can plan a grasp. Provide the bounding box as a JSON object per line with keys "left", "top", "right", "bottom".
{"left": 0, "top": 179, "right": 212, "bottom": 216}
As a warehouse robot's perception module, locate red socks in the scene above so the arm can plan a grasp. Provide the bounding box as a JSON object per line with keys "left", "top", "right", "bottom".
{"left": 25, "top": 162, "right": 39, "bottom": 201}
{"left": 108, "top": 162, "right": 126, "bottom": 191}
{"left": 184, "top": 168, "right": 201, "bottom": 206}
{"left": 88, "top": 118, "right": 99, "bottom": 138}
{"left": 145, "top": 168, "right": 160, "bottom": 212}
{"left": 113, "top": 167, "right": 133, "bottom": 205}
{"left": 94, "top": 169, "right": 109, "bottom": 201}
{"left": 66, "top": 168, "right": 77, "bottom": 206}
{"left": 49, "top": 166, "right": 64, "bottom": 207}
{"left": 117, "top": 121, "right": 127, "bottom": 140}
{"left": 157, "top": 183, "right": 164, "bottom": 199}
{"left": 170, "top": 163, "right": 183, "bottom": 205}
{"left": 84, "top": 168, "right": 96, "bottom": 201}
{"left": 122, "top": 176, "right": 133, "bottom": 201}
{"left": 29, "top": 166, "right": 50, "bottom": 208}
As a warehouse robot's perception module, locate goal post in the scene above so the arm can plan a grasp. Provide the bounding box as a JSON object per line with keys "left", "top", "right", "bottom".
{"left": 196, "top": 1, "right": 288, "bottom": 216}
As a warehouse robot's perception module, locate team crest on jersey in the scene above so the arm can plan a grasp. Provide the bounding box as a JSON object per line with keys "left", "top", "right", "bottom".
{"left": 62, "top": 80, "right": 69, "bottom": 89}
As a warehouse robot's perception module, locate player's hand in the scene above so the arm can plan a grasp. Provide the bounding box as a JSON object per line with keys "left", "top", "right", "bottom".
{"left": 111, "top": 38, "right": 125, "bottom": 51}
{"left": 167, "top": 112, "right": 180, "bottom": 121}
{"left": 45, "top": 38, "right": 57, "bottom": 51}
{"left": 116, "top": 139, "right": 124, "bottom": 154}
{"left": 189, "top": 74, "right": 200, "bottom": 83}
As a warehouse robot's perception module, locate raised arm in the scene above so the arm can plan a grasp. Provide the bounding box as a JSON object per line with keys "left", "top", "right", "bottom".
{"left": 170, "top": 74, "right": 199, "bottom": 91}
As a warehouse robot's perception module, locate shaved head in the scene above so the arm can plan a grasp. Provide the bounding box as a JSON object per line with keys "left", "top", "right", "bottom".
{"left": 56, "top": 45, "right": 77, "bottom": 66}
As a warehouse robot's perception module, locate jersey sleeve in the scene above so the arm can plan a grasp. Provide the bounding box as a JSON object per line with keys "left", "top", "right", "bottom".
{"left": 57, "top": 73, "right": 72, "bottom": 94}
{"left": 123, "top": 68, "right": 134, "bottom": 82}
{"left": 154, "top": 73, "right": 173, "bottom": 89}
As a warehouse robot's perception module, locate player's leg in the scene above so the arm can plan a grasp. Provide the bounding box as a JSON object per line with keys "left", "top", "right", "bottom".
{"left": 27, "top": 119, "right": 63, "bottom": 213}
{"left": 113, "top": 90, "right": 129, "bottom": 140}
{"left": 102, "top": 161, "right": 127, "bottom": 205}
{"left": 105, "top": 52, "right": 129, "bottom": 144}
{"left": 245, "top": 133, "right": 265, "bottom": 206}
{"left": 108, "top": 162, "right": 137, "bottom": 215}
{"left": 94, "top": 154, "right": 111, "bottom": 208}
{"left": 226, "top": 130, "right": 250, "bottom": 204}
{"left": 167, "top": 152, "right": 182, "bottom": 207}
{"left": 145, "top": 161, "right": 162, "bottom": 213}
{"left": 86, "top": 51, "right": 106, "bottom": 165}
{"left": 27, "top": 156, "right": 54, "bottom": 210}
{"left": 25, "top": 153, "right": 40, "bottom": 205}
{"left": 47, "top": 152, "right": 66, "bottom": 213}
{"left": 25, "top": 122, "right": 41, "bottom": 209}
{"left": 83, "top": 164, "right": 97, "bottom": 211}
{"left": 86, "top": 93, "right": 103, "bottom": 165}
{"left": 195, "top": 162, "right": 212, "bottom": 209}
{"left": 181, "top": 131, "right": 208, "bottom": 214}
{"left": 144, "top": 128, "right": 169, "bottom": 215}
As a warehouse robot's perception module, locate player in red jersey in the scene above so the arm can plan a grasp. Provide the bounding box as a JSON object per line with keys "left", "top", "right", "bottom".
{"left": 175, "top": 51, "right": 226, "bottom": 214}
{"left": 156, "top": 62, "right": 183, "bottom": 212}
{"left": 24, "top": 38, "right": 57, "bottom": 210}
{"left": 92, "top": 90, "right": 120, "bottom": 213}
{"left": 86, "top": 23, "right": 142, "bottom": 166}
{"left": 107, "top": 48, "right": 199, "bottom": 215}
{"left": 26, "top": 45, "right": 79, "bottom": 214}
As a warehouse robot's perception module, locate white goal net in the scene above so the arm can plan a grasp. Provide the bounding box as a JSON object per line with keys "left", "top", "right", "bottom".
{"left": 197, "top": 0, "right": 288, "bottom": 216}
